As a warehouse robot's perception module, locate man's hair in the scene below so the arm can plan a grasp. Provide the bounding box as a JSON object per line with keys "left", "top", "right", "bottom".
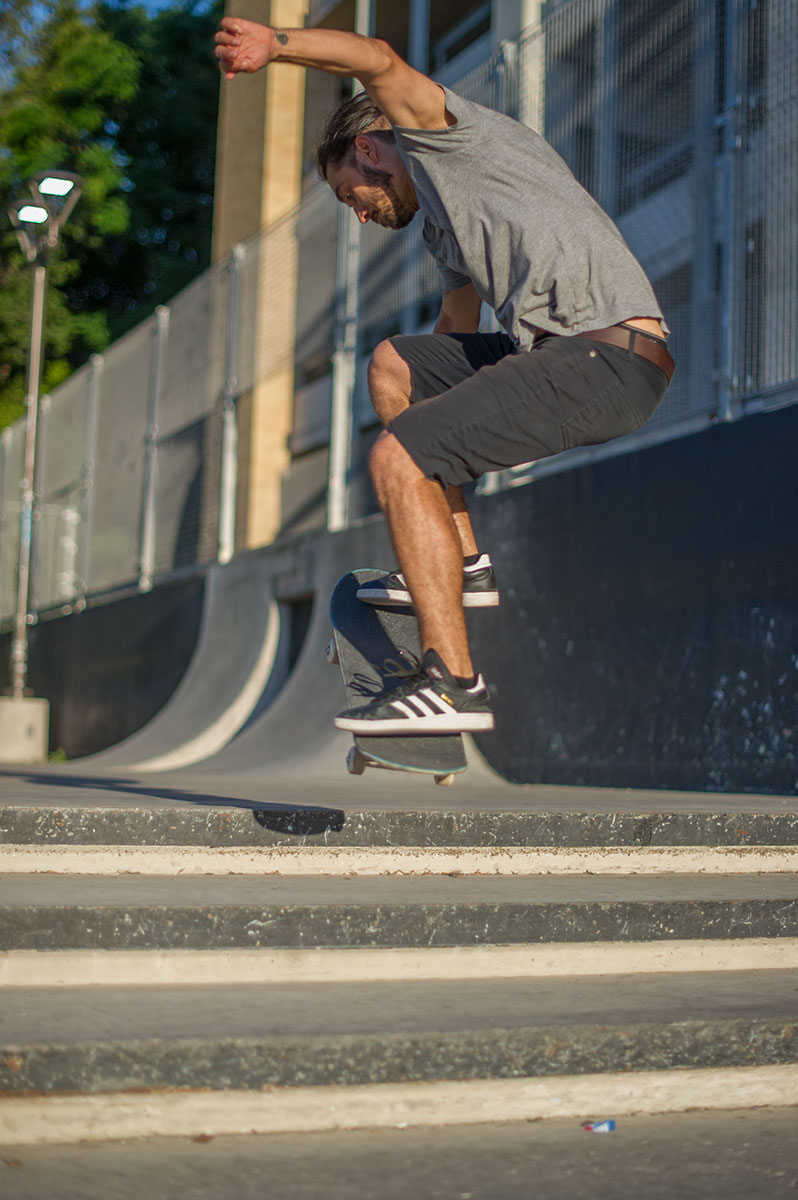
{"left": 317, "top": 90, "right": 395, "bottom": 179}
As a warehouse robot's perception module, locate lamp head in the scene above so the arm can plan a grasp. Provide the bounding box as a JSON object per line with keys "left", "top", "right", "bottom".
{"left": 29, "top": 170, "right": 82, "bottom": 227}
{"left": 8, "top": 201, "right": 49, "bottom": 262}
{"left": 7, "top": 170, "right": 83, "bottom": 262}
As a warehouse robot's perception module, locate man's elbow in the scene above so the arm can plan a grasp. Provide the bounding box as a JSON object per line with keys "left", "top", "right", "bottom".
{"left": 365, "top": 38, "right": 399, "bottom": 79}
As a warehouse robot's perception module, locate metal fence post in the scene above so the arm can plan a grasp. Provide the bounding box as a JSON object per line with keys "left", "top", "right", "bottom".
{"left": 28, "top": 389, "right": 50, "bottom": 613}
{"left": 690, "top": 0, "right": 719, "bottom": 409}
{"left": 595, "top": 0, "right": 618, "bottom": 215}
{"left": 10, "top": 261, "right": 47, "bottom": 699}
{"left": 409, "top": 0, "right": 430, "bottom": 72}
{"left": 327, "top": 0, "right": 374, "bottom": 533}
{"left": 717, "top": 0, "right": 746, "bottom": 422}
{"left": 77, "top": 353, "right": 102, "bottom": 609}
{"left": 327, "top": 208, "right": 360, "bottom": 533}
{"left": 139, "top": 305, "right": 169, "bottom": 592}
{"left": 218, "top": 243, "right": 244, "bottom": 565}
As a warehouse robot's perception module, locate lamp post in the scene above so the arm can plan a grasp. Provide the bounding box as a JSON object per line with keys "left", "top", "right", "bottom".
{"left": 2, "top": 171, "right": 81, "bottom": 758}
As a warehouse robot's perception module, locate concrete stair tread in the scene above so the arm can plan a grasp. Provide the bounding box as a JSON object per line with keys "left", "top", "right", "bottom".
{"left": 2, "top": 780, "right": 798, "bottom": 817}
{"left": 4, "top": 872, "right": 798, "bottom": 906}
{"left": 3, "top": 788, "right": 797, "bottom": 1140}
{"left": 4, "top": 873, "right": 798, "bottom": 951}
{"left": 3, "top": 971, "right": 798, "bottom": 1047}
{"left": 3, "top": 971, "right": 798, "bottom": 1096}
{"left": 4, "top": 803, "right": 798, "bottom": 848}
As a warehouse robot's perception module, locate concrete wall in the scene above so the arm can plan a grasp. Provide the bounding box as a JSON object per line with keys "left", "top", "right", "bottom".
{"left": 468, "top": 405, "right": 798, "bottom": 794}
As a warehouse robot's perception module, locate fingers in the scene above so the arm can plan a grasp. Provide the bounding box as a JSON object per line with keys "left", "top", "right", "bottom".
{"left": 214, "top": 18, "right": 266, "bottom": 78}
{"left": 216, "top": 53, "right": 254, "bottom": 79}
{"left": 214, "top": 36, "right": 243, "bottom": 78}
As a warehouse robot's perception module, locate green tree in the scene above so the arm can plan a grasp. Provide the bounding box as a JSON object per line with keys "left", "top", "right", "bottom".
{"left": 0, "top": 0, "right": 139, "bottom": 429}
{"left": 0, "top": 1, "right": 37, "bottom": 80}
{"left": 0, "top": 0, "right": 222, "bottom": 431}
{"left": 84, "top": 0, "right": 223, "bottom": 340}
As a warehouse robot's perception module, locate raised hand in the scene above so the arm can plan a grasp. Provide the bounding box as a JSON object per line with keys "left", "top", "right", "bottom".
{"left": 214, "top": 18, "right": 278, "bottom": 79}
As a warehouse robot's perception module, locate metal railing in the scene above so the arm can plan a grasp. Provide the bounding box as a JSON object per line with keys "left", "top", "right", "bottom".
{"left": 1, "top": 0, "right": 796, "bottom": 625}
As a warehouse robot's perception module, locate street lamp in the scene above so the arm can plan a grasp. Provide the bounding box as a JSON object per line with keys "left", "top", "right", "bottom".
{"left": 4, "top": 170, "right": 82, "bottom": 736}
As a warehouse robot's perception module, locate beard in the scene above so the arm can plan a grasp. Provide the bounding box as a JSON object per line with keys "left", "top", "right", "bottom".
{"left": 359, "top": 162, "right": 417, "bottom": 230}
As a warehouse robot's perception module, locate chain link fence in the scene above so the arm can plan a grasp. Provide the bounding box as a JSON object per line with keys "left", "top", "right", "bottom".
{"left": 1, "top": 0, "right": 795, "bottom": 625}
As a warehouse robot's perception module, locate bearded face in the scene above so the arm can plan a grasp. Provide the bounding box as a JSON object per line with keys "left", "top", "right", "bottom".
{"left": 357, "top": 161, "right": 418, "bottom": 229}
{"left": 328, "top": 145, "right": 419, "bottom": 231}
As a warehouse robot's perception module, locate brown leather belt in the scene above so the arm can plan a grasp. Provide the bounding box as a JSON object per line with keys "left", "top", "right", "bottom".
{"left": 577, "top": 324, "right": 675, "bottom": 383}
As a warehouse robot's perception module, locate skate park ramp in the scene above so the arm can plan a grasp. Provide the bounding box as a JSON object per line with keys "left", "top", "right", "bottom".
{"left": 147, "top": 522, "right": 513, "bottom": 797}
{"left": 82, "top": 554, "right": 286, "bottom": 772}
{"left": 66, "top": 517, "right": 514, "bottom": 799}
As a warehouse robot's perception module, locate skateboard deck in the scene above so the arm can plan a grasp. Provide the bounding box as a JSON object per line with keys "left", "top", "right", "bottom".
{"left": 328, "top": 569, "right": 468, "bottom": 784}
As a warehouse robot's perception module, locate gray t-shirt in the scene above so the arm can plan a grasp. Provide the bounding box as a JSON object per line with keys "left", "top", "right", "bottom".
{"left": 393, "top": 89, "right": 665, "bottom": 349}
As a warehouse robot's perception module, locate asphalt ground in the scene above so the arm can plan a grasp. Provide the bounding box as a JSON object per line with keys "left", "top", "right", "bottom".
{"left": 2, "top": 1107, "right": 797, "bottom": 1199}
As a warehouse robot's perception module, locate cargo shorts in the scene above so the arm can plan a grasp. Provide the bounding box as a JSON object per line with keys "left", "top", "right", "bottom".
{"left": 386, "top": 330, "right": 670, "bottom": 489}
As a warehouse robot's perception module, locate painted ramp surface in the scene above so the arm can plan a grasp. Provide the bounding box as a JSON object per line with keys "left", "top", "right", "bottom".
{"left": 171, "top": 532, "right": 509, "bottom": 796}
{"left": 82, "top": 556, "right": 285, "bottom": 772}
{"left": 189, "top": 538, "right": 393, "bottom": 782}
{"left": 54, "top": 518, "right": 512, "bottom": 799}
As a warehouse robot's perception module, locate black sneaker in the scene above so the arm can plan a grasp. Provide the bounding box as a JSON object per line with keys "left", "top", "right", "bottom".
{"left": 356, "top": 553, "right": 499, "bottom": 608}
{"left": 334, "top": 649, "right": 494, "bottom": 735}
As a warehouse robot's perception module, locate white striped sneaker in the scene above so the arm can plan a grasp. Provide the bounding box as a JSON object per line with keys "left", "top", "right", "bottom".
{"left": 334, "top": 649, "right": 494, "bottom": 735}
{"left": 356, "top": 554, "right": 499, "bottom": 608}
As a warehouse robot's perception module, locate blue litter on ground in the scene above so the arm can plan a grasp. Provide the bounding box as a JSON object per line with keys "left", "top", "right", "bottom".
{"left": 582, "top": 1120, "right": 616, "bottom": 1132}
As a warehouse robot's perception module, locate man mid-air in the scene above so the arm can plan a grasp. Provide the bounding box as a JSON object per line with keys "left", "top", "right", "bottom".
{"left": 215, "top": 18, "right": 674, "bottom": 737}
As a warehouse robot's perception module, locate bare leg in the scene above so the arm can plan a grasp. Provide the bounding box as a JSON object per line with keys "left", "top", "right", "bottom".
{"left": 369, "top": 430, "right": 473, "bottom": 677}
{"left": 368, "top": 340, "right": 478, "bottom": 557}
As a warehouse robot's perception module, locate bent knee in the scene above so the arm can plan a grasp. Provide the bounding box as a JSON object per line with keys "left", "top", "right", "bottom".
{"left": 369, "top": 429, "right": 420, "bottom": 485}
{"left": 368, "top": 338, "right": 404, "bottom": 383}
{"left": 367, "top": 339, "right": 412, "bottom": 423}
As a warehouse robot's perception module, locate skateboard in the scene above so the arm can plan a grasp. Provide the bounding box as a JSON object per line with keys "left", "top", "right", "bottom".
{"left": 327, "top": 569, "right": 468, "bottom": 785}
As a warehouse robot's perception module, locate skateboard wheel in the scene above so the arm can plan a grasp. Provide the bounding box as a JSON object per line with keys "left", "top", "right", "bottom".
{"left": 346, "top": 746, "right": 367, "bottom": 775}
{"left": 326, "top": 637, "right": 339, "bottom": 665}
{"left": 434, "top": 773, "right": 455, "bottom": 787}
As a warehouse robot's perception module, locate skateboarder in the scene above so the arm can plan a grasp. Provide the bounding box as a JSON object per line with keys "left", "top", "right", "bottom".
{"left": 215, "top": 19, "right": 674, "bottom": 737}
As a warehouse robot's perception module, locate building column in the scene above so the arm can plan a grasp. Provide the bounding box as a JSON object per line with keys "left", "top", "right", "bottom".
{"left": 211, "top": 0, "right": 309, "bottom": 552}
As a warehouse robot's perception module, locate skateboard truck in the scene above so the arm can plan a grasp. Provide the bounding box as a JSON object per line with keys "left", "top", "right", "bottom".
{"left": 345, "top": 743, "right": 455, "bottom": 786}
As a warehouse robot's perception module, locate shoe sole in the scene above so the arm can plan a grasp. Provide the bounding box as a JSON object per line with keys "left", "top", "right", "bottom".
{"left": 356, "top": 590, "right": 500, "bottom": 609}
{"left": 334, "top": 712, "right": 495, "bottom": 735}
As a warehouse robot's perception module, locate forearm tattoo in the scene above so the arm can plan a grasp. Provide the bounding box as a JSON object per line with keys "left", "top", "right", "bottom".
{"left": 276, "top": 32, "right": 288, "bottom": 45}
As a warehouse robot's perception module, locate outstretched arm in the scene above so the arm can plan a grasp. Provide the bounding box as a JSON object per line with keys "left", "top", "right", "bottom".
{"left": 214, "top": 19, "right": 451, "bottom": 131}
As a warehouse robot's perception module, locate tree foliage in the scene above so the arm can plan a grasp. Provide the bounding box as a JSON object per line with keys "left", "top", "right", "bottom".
{"left": 0, "top": 0, "right": 222, "bottom": 431}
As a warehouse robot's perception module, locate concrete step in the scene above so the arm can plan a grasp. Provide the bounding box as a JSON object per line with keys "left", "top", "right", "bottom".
{"left": 7, "top": 800, "right": 798, "bottom": 875}
{"left": 6, "top": 802, "right": 798, "bottom": 878}
{"left": 3, "top": 795, "right": 797, "bottom": 1147}
{"left": 4, "top": 803, "right": 798, "bottom": 848}
{"left": 3, "top": 970, "right": 798, "bottom": 1091}
{"left": 2, "top": 873, "right": 798, "bottom": 952}
{"left": 2, "top": 972, "right": 797, "bottom": 1144}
